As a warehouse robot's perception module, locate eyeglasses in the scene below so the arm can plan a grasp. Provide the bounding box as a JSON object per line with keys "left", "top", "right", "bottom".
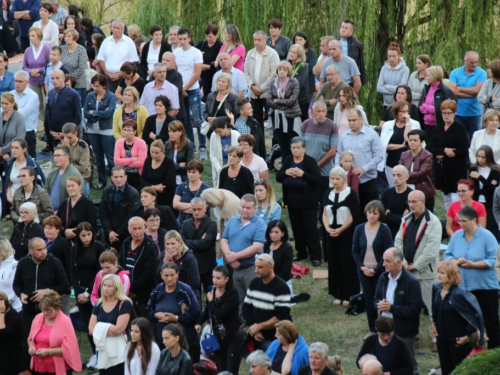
{"left": 442, "top": 112, "right": 454, "bottom": 115}
{"left": 254, "top": 178, "right": 266, "bottom": 186}
{"left": 255, "top": 254, "right": 273, "bottom": 265}
{"left": 407, "top": 200, "right": 422, "bottom": 205}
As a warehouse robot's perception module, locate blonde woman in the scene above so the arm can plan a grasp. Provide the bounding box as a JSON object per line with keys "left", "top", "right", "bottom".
{"left": 89, "top": 274, "right": 133, "bottom": 373}
{"left": 254, "top": 178, "right": 281, "bottom": 224}
{"left": 113, "top": 86, "right": 149, "bottom": 139}
{"left": 160, "top": 230, "right": 200, "bottom": 295}
{"left": 203, "top": 72, "right": 238, "bottom": 123}
{"left": 288, "top": 44, "right": 309, "bottom": 120}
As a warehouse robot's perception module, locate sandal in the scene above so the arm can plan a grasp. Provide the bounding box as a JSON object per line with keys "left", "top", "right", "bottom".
{"left": 332, "top": 299, "right": 341, "bottom": 306}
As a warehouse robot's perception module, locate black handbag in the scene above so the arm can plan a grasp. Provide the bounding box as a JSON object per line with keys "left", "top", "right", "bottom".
{"left": 345, "top": 292, "right": 366, "bottom": 316}
{"left": 201, "top": 309, "right": 221, "bottom": 354}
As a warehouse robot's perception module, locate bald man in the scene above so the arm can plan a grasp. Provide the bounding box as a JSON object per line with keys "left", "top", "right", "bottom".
{"left": 118, "top": 216, "right": 158, "bottom": 316}
{"left": 320, "top": 39, "right": 361, "bottom": 93}
{"left": 242, "top": 252, "right": 291, "bottom": 352}
{"left": 362, "top": 359, "right": 383, "bottom": 375}
{"left": 395, "top": 189, "right": 441, "bottom": 352}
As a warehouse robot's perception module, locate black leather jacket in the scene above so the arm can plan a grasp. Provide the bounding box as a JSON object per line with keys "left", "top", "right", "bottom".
{"left": 155, "top": 348, "right": 192, "bottom": 375}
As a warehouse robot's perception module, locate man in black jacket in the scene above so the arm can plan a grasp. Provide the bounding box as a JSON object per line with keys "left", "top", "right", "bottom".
{"left": 338, "top": 20, "right": 367, "bottom": 86}
{"left": 119, "top": 216, "right": 158, "bottom": 317}
{"left": 374, "top": 247, "right": 422, "bottom": 375}
{"left": 99, "top": 166, "right": 141, "bottom": 248}
{"left": 13, "top": 237, "right": 70, "bottom": 369}
{"left": 180, "top": 197, "right": 217, "bottom": 294}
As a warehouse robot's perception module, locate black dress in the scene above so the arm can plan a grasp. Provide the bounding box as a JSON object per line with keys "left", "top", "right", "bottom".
{"left": 57, "top": 195, "right": 98, "bottom": 235}
{"left": 218, "top": 165, "right": 254, "bottom": 198}
{"left": 428, "top": 121, "right": 469, "bottom": 194}
{"left": 471, "top": 166, "right": 500, "bottom": 238}
{"left": 264, "top": 241, "right": 294, "bottom": 282}
{"left": 142, "top": 114, "right": 176, "bottom": 148}
{"left": 0, "top": 308, "right": 24, "bottom": 375}
{"left": 140, "top": 156, "right": 177, "bottom": 207}
{"left": 323, "top": 187, "right": 360, "bottom": 300}
{"left": 196, "top": 38, "right": 223, "bottom": 102}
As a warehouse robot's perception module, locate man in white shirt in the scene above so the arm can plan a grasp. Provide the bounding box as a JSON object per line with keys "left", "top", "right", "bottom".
{"left": 96, "top": 19, "right": 139, "bottom": 93}
{"left": 140, "top": 63, "right": 179, "bottom": 116}
{"left": 173, "top": 28, "right": 206, "bottom": 159}
{"left": 244, "top": 30, "right": 280, "bottom": 130}
{"left": 212, "top": 52, "right": 247, "bottom": 99}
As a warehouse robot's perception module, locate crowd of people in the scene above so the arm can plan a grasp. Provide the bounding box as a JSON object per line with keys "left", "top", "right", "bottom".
{"left": 0, "top": 2, "right": 500, "bottom": 375}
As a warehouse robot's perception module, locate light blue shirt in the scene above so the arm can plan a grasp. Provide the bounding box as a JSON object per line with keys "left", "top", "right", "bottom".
{"left": 449, "top": 66, "right": 487, "bottom": 117}
{"left": 335, "top": 125, "right": 384, "bottom": 183}
{"left": 212, "top": 67, "right": 248, "bottom": 96}
{"left": 222, "top": 213, "right": 266, "bottom": 268}
{"left": 10, "top": 88, "right": 39, "bottom": 132}
{"left": 382, "top": 270, "right": 402, "bottom": 319}
{"left": 444, "top": 226, "right": 498, "bottom": 291}
{"left": 340, "top": 39, "right": 349, "bottom": 56}
{"left": 256, "top": 203, "right": 282, "bottom": 224}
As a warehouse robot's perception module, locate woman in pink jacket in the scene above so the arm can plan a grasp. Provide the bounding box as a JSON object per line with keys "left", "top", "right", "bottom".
{"left": 114, "top": 119, "right": 147, "bottom": 192}
{"left": 28, "top": 290, "right": 82, "bottom": 374}
{"left": 91, "top": 249, "right": 130, "bottom": 305}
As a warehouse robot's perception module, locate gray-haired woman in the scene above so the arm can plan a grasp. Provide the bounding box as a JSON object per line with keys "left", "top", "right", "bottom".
{"left": 247, "top": 350, "right": 273, "bottom": 375}
{"left": 10, "top": 202, "right": 44, "bottom": 260}
{"left": 322, "top": 166, "right": 360, "bottom": 307}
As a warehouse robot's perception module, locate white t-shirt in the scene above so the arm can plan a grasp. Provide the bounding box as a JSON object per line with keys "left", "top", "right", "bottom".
{"left": 240, "top": 153, "right": 268, "bottom": 181}
{"left": 96, "top": 34, "right": 139, "bottom": 73}
{"left": 147, "top": 42, "right": 161, "bottom": 71}
{"left": 173, "top": 46, "right": 203, "bottom": 90}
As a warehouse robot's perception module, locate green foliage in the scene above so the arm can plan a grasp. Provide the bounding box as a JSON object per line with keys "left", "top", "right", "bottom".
{"left": 451, "top": 348, "right": 500, "bottom": 375}
{"left": 129, "top": 0, "right": 500, "bottom": 123}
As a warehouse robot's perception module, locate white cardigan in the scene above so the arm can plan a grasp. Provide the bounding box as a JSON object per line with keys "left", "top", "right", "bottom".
{"left": 124, "top": 342, "right": 161, "bottom": 375}
{"left": 378, "top": 118, "right": 421, "bottom": 171}
{"left": 32, "top": 19, "right": 60, "bottom": 48}
{"left": 209, "top": 129, "right": 241, "bottom": 187}
{"left": 93, "top": 322, "right": 127, "bottom": 370}
{"left": 469, "top": 129, "right": 500, "bottom": 164}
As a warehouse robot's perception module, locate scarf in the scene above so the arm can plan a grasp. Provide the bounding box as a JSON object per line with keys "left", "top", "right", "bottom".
{"left": 274, "top": 76, "right": 290, "bottom": 98}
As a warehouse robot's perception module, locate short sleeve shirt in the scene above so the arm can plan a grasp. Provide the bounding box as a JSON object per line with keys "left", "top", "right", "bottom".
{"left": 96, "top": 35, "right": 139, "bottom": 73}
{"left": 447, "top": 200, "right": 487, "bottom": 232}
{"left": 240, "top": 154, "right": 268, "bottom": 181}
{"left": 449, "top": 66, "right": 487, "bottom": 116}
{"left": 320, "top": 55, "right": 360, "bottom": 85}
{"left": 173, "top": 46, "right": 203, "bottom": 90}
{"left": 92, "top": 299, "right": 133, "bottom": 325}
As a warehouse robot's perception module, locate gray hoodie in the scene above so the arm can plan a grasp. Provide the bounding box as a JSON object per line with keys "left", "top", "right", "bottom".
{"left": 377, "top": 58, "right": 410, "bottom": 106}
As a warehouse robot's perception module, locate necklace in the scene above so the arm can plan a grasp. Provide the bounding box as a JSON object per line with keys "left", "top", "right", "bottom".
{"left": 125, "top": 142, "right": 134, "bottom": 151}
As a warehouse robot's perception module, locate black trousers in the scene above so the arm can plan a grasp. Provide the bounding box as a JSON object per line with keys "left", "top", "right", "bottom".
{"left": 288, "top": 206, "right": 321, "bottom": 261}
{"left": 250, "top": 97, "right": 267, "bottom": 132}
{"left": 358, "top": 178, "right": 379, "bottom": 220}
{"left": 436, "top": 338, "right": 470, "bottom": 375}
{"left": 471, "top": 289, "right": 500, "bottom": 349}
{"left": 358, "top": 270, "right": 379, "bottom": 332}
{"left": 200, "top": 270, "right": 213, "bottom": 295}
{"left": 26, "top": 130, "right": 36, "bottom": 159}
{"left": 213, "top": 330, "right": 245, "bottom": 375}
{"left": 274, "top": 126, "right": 297, "bottom": 164}
{"left": 43, "top": 107, "right": 54, "bottom": 150}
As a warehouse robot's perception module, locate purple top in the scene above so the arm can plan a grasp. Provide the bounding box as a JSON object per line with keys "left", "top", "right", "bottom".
{"left": 23, "top": 43, "right": 51, "bottom": 87}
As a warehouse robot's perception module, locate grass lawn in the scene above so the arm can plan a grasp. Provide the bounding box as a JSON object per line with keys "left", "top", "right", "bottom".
{"left": 11, "top": 133, "right": 446, "bottom": 374}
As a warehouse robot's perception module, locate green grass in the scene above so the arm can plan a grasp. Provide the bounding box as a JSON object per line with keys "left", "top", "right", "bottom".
{"left": 18, "top": 132, "right": 445, "bottom": 374}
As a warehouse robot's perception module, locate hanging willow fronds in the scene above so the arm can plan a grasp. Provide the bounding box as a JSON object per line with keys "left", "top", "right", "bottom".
{"left": 131, "top": 0, "right": 500, "bottom": 122}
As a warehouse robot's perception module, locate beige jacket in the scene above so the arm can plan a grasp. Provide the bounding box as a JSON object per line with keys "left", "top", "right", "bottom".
{"left": 244, "top": 46, "right": 280, "bottom": 99}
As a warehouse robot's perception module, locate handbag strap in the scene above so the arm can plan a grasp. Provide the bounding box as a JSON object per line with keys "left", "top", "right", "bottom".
{"left": 208, "top": 285, "right": 216, "bottom": 331}
{"left": 66, "top": 199, "right": 70, "bottom": 228}
{"left": 213, "top": 94, "right": 229, "bottom": 117}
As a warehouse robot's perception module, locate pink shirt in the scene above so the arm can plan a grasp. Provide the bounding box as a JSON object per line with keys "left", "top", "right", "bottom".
{"left": 420, "top": 82, "right": 439, "bottom": 125}
{"left": 220, "top": 44, "right": 246, "bottom": 71}
{"left": 447, "top": 200, "right": 487, "bottom": 232}
{"left": 34, "top": 323, "right": 56, "bottom": 373}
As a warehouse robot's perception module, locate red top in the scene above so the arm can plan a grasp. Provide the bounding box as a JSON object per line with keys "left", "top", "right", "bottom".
{"left": 33, "top": 322, "right": 71, "bottom": 372}
{"left": 446, "top": 200, "right": 487, "bottom": 232}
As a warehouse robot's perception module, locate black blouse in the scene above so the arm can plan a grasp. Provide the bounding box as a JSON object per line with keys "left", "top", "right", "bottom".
{"left": 264, "top": 241, "right": 293, "bottom": 281}
{"left": 198, "top": 288, "right": 242, "bottom": 335}
{"left": 218, "top": 165, "right": 254, "bottom": 198}
{"left": 70, "top": 241, "right": 106, "bottom": 295}
{"left": 140, "top": 156, "right": 177, "bottom": 207}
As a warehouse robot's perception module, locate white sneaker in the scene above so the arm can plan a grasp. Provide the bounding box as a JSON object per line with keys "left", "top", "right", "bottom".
{"left": 87, "top": 354, "right": 97, "bottom": 369}
{"left": 200, "top": 148, "right": 207, "bottom": 160}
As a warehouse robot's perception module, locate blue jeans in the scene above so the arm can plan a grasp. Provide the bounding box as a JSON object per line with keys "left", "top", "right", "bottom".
{"left": 183, "top": 88, "right": 206, "bottom": 149}
{"left": 75, "top": 88, "right": 87, "bottom": 108}
{"left": 454, "top": 114, "right": 481, "bottom": 143}
{"left": 87, "top": 133, "right": 115, "bottom": 185}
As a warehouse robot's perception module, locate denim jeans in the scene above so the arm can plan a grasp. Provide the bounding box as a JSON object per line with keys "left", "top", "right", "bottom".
{"left": 87, "top": 133, "right": 115, "bottom": 185}
{"left": 183, "top": 88, "right": 206, "bottom": 149}
{"left": 454, "top": 114, "right": 481, "bottom": 143}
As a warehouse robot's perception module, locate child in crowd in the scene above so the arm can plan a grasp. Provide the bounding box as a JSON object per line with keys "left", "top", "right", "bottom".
{"left": 43, "top": 46, "right": 69, "bottom": 96}
{"left": 339, "top": 151, "right": 359, "bottom": 195}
